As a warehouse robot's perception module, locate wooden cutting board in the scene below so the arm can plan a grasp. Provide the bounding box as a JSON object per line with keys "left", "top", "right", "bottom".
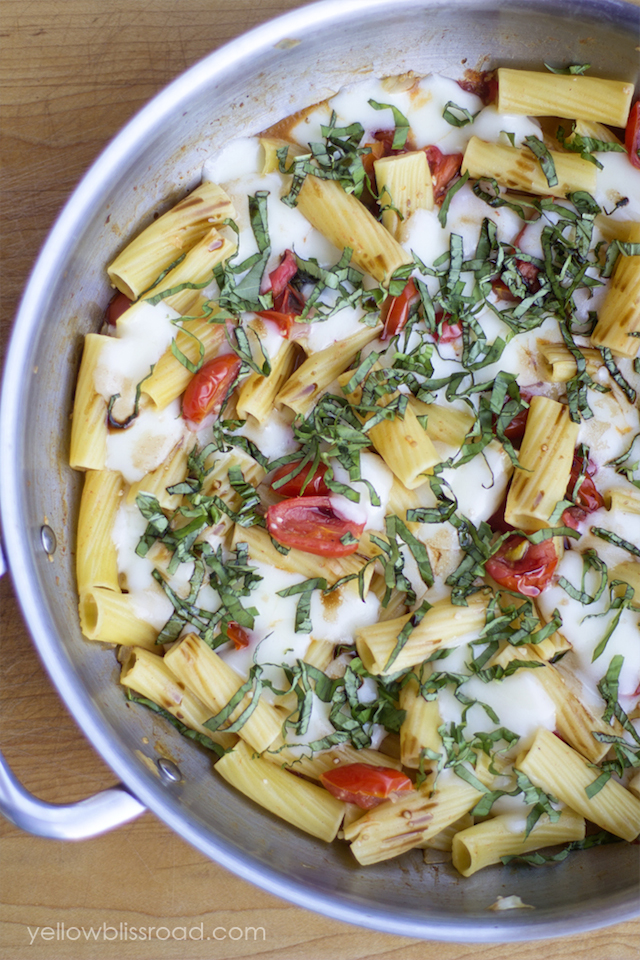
{"left": 1, "top": 2, "right": 638, "bottom": 958}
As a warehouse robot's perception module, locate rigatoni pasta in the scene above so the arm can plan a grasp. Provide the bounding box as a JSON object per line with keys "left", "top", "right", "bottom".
{"left": 70, "top": 61, "right": 640, "bottom": 873}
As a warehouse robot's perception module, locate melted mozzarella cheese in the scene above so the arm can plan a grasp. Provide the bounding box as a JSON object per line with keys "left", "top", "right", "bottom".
{"left": 105, "top": 398, "right": 188, "bottom": 484}
{"left": 94, "top": 300, "right": 180, "bottom": 416}
{"left": 330, "top": 451, "right": 394, "bottom": 532}
{"left": 537, "top": 550, "right": 640, "bottom": 706}
{"left": 437, "top": 667, "right": 557, "bottom": 751}
{"left": 219, "top": 559, "right": 380, "bottom": 695}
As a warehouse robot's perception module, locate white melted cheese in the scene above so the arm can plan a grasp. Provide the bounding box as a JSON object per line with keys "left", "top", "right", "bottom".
{"left": 329, "top": 451, "right": 394, "bottom": 532}
{"left": 94, "top": 300, "right": 180, "bottom": 415}
{"left": 437, "top": 666, "right": 557, "bottom": 751}
{"left": 537, "top": 550, "right": 640, "bottom": 707}
{"left": 218, "top": 559, "right": 380, "bottom": 692}
{"left": 112, "top": 500, "right": 156, "bottom": 592}
{"left": 105, "top": 398, "right": 188, "bottom": 484}
{"left": 594, "top": 151, "right": 640, "bottom": 221}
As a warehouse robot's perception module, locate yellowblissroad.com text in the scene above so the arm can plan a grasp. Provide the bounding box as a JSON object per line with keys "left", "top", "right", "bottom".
{"left": 26, "top": 922, "right": 266, "bottom": 944}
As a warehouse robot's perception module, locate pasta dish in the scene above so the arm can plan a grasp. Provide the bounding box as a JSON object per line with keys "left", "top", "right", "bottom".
{"left": 69, "top": 64, "right": 640, "bottom": 875}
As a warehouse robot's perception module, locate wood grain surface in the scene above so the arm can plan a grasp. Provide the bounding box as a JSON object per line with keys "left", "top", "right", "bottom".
{"left": 1, "top": 2, "right": 639, "bottom": 959}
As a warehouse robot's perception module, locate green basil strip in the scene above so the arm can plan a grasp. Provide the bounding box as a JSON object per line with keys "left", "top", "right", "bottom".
{"left": 368, "top": 99, "right": 410, "bottom": 150}
{"left": 383, "top": 599, "right": 432, "bottom": 672}
{"left": 590, "top": 526, "right": 640, "bottom": 559}
{"left": 524, "top": 135, "right": 558, "bottom": 188}
{"left": 442, "top": 101, "right": 479, "bottom": 128}
{"left": 438, "top": 170, "right": 470, "bottom": 227}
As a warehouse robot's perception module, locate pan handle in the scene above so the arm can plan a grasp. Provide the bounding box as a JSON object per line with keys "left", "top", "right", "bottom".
{"left": 0, "top": 748, "right": 146, "bottom": 839}
{"left": 0, "top": 540, "right": 146, "bottom": 838}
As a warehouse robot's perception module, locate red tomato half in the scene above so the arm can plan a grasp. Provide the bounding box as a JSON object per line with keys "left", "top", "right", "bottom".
{"left": 625, "top": 101, "right": 640, "bottom": 170}
{"left": 433, "top": 311, "right": 463, "bottom": 343}
{"left": 182, "top": 354, "right": 241, "bottom": 424}
{"left": 270, "top": 460, "right": 330, "bottom": 497}
{"left": 381, "top": 278, "right": 420, "bottom": 339}
{"left": 256, "top": 249, "right": 306, "bottom": 337}
{"left": 320, "top": 763, "right": 413, "bottom": 809}
{"left": 485, "top": 536, "right": 558, "bottom": 597}
{"left": 457, "top": 71, "right": 498, "bottom": 105}
{"left": 266, "top": 496, "right": 365, "bottom": 557}
{"left": 268, "top": 248, "right": 299, "bottom": 300}
{"left": 561, "top": 450, "right": 604, "bottom": 529}
{"left": 225, "top": 622, "right": 250, "bottom": 650}
{"left": 424, "top": 146, "right": 464, "bottom": 202}
{"left": 106, "top": 291, "right": 132, "bottom": 325}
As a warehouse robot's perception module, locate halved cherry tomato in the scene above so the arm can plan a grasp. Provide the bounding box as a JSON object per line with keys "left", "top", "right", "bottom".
{"left": 320, "top": 763, "right": 413, "bottom": 809}
{"left": 270, "top": 460, "right": 330, "bottom": 498}
{"left": 256, "top": 249, "right": 306, "bottom": 337}
{"left": 457, "top": 70, "right": 498, "bottom": 105}
{"left": 424, "top": 146, "right": 463, "bottom": 202}
{"left": 268, "top": 248, "right": 299, "bottom": 300}
{"left": 502, "top": 391, "right": 534, "bottom": 446}
{"left": 381, "top": 278, "right": 420, "bottom": 339}
{"left": 561, "top": 450, "right": 604, "bottom": 529}
{"left": 516, "top": 258, "right": 541, "bottom": 291}
{"left": 182, "top": 354, "right": 241, "bottom": 424}
{"left": 502, "top": 407, "right": 529, "bottom": 445}
{"left": 485, "top": 535, "right": 558, "bottom": 597}
{"left": 266, "top": 496, "right": 365, "bottom": 557}
{"left": 432, "top": 311, "right": 463, "bottom": 343}
{"left": 225, "top": 622, "right": 250, "bottom": 650}
{"left": 106, "top": 291, "right": 132, "bottom": 325}
{"left": 566, "top": 451, "right": 604, "bottom": 512}
{"left": 625, "top": 101, "right": 640, "bottom": 170}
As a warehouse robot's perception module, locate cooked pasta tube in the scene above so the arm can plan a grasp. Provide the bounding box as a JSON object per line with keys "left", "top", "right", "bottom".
{"left": 232, "top": 523, "right": 372, "bottom": 592}
{"left": 267, "top": 739, "right": 403, "bottom": 781}
{"left": 79, "top": 587, "right": 159, "bottom": 648}
{"left": 355, "top": 594, "right": 489, "bottom": 676}
{"left": 462, "top": 136, "right": 597, "bottom": 198}
{"left": 604, "top": 487, "right": 640, "bottom": 515}
{"left": 504, "top": 395, "right": 579, "bottom": 530}
{"left": 517, "top": 727, "right": 640, "bottom": 842}
{"left": 126, "top": 439, "right": 190, "bottom": 510}
{"left": 387, "top": 475, "right": 437, "bottom": 527}
{"left": 70, "top": 334, "right": 109, "bottom": 470}
{"left": 76, "top": 470, "right": 124, "bottom": 593}
{"left": 591, "top": 225, "right": 640, "bottom": 358}
{"left": 609, "top": 560, "right": 640, "bottom": 596}
{"left": 276, "top": 323, "right": 381, "bottom": 417}
{"left": 418, "top": 812, "right": 474, "bottom": 851}
{"left": 490, "top": 643, "right": 619, "bottom": 763}
{"left": 147, "top": 228, "right": 235, "bottom": 316}
{"left": 527, "top": 627, "right": 571, "bottom": 661}
{"left": 629, "top": 772, "right": 640, "bottom": 800}
{"left": 107, "top": 182, "right": 236, "bottom": 300}
{"left": 374, "top": 150, "right": 434, "bottom": 239}
{"left": 119, "top": 646, "right": 237, "bottom": 750}
{"left": 344, "top": 771, "right": 484, "bottom": 865}
{"left": 496, "top": 68, "right": 633, "bottom": 127}
{"left": 451, "top": 808, "right": 585, "bottom": 878}
{"left": 340, "top": 370, "right": 441, "bottom": 490}
{"left": 570, "top": 119, "right": 623, "bottom": 145}
{"left": 537, "top": 341, "right": 603, "bottom": 382}
{"left": 296, "top": 175, "right": 412, "bottom": 284}
{"left": 142, "top": 308, "right": 227, "bottom": 410}
{"left": 236, "top": 340, "right": 299, "bottom": 423}
{"left": 399, "top": 672, "right": 443, "bottom": 769}
{"left": 408, "top": 397, "right": 474, "bottom": 448}
{"left": 163, "top": 633, "right": 282, "bottom": 754}
{"left": 259, "top": 136, "right": 307, "bottom": 175}
{"left": 216, "top": 740, "right": 345, "bottom": 842}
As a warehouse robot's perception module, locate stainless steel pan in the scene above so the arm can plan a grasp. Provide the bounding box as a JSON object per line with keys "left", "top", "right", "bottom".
{"left": 1, "top": 0, "right": 639, "bottom": 941}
